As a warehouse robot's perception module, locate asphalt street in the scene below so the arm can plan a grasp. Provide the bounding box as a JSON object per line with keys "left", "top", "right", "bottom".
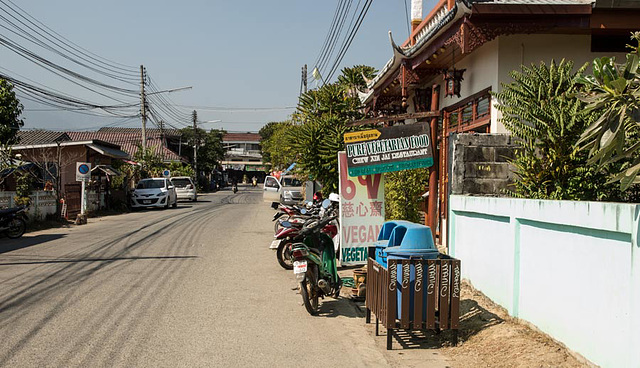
{"left": 0, "top": 186, "right": 413, "bottom": 368}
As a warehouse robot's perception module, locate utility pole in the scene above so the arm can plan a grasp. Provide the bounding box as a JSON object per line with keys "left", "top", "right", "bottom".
{"left": 192, "top": 110, "right": 198, "bottom": 179}
{"left": 303, "top": 64, "right": 308, "bottom": 93}
{"left": 140, "top": 65, "right": 147, "bottom": 151}
{"left": 159, "top": 120, "right": 165, "bottom": 161}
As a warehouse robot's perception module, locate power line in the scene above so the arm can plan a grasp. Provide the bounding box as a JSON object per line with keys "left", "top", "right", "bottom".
{"left": 324, "top": 0, "right": 374, "bottom": 82}
{"left": 0, "top": 0, "right": 139, "bottom": 76}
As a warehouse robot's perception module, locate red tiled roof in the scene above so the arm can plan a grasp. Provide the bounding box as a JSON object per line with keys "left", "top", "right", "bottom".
{"left": 223, "top": 132, "right": 261, "bottom": 142}
{"left": 17, "top": 130, "right": 71, "bottom": 145}
{"left": 67, "top": 131, "right": 185, "bottom": 162}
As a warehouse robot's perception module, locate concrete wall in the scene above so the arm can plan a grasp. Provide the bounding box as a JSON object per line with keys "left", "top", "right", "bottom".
{"left": 449, "top": 133, "right": 517, "bottom": 195}
{"left": 448, "top": 195, "right": 640, "bottom": 368}
{"left": 0, "top": 190, "right": 58, "bottom": 220}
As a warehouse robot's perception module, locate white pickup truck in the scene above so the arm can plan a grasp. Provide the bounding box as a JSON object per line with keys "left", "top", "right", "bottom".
{"left": 263, "top": 175, "right": 304, "bottom": 207}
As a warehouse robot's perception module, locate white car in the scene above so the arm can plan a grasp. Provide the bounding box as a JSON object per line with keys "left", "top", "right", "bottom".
{"left": 170, "top": 176, "right": 198, "bottom": 201}
{"left": 263, "top": 175, "right": 303, "bottom": 206}
{"left": 131, "top": 178, "right": 177, "bottom": 209}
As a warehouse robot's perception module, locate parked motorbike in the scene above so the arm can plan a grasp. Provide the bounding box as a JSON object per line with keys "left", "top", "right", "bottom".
{"left": 232, "top": 183, "right": 238, "bottom": 193}
{"left": 290, "top": 207, "right": 341, "bottom": 315}
{"left": 272, "top": 203, "right": 317, "bottom": 234}
{"left": 274, "top": 213, "right": 338, "bottom": 270}
{"left": 0, "top": 206, "right": 28, "bottom": 239}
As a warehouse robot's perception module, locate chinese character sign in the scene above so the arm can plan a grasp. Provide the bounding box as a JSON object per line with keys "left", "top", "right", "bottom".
{"left": 338, "top": 151, "right": 385, "bottom": 265}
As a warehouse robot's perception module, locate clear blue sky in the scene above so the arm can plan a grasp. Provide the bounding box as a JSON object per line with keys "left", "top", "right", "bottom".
{"left": 1, "top": 0, "right": 437, "bottom": 132}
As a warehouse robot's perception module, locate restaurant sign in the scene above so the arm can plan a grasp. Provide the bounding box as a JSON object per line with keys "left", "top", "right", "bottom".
{"left": 344, "top": 122, "right": 433, "bottom": 177}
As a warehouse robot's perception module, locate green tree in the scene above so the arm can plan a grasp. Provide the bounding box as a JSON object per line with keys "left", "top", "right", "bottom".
{"left": 494, "top": 59, "right": 617, "bottom": 200}
{"left": 576, "top": 32, "right": 640, "bottom": 190}
{"left": 384, "top": 168, "right": 429, "bottom": 222}
{"left": 286, "top": 66, "right": 377, "bottom": 195}
{"left": 337, "top": 65, "right": 376, "bottom": 97}
{"left": 260, "top": 121, "right": 297, "bottom": 171}
{"left": 0, "top": 78, "right": 24, "bottom": 144}
{"left": 258, "top": 121, "right": 281, "bottom": 164}
{"left": 179, "top": 127, "right": 225, "bottom": 173}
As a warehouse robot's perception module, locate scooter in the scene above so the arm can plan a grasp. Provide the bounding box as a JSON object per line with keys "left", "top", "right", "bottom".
{"left": 290, "top": 209, "right": 342, "bottom": 315}
{"left": 274, "top": 214, "right": 338, "bottom": 270}
{"left": 0, "top": 205, "right": 28, "bottom": 239}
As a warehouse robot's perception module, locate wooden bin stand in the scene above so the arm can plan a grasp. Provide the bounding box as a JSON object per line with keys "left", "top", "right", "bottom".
{"left": 365, "top": 256, "right": 461, "bottom": 350}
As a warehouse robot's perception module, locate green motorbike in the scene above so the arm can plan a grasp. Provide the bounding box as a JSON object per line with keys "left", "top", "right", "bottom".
{"left": 289, "top": 208, "right": 341, "bottom": 315}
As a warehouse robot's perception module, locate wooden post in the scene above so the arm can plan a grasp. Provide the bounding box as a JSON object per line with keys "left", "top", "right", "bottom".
{"left": 427, "top": 84, "right": 440, "bottom": 244}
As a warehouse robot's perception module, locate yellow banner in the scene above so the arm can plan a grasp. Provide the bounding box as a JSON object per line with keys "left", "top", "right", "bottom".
{"left": 344, "top": 129, "right": 381, "bottom": 143}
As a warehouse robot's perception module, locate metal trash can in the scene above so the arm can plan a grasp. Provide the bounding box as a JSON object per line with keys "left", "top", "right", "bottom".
{"left": 384, "top": 223, "right": 438, "bottom": 319}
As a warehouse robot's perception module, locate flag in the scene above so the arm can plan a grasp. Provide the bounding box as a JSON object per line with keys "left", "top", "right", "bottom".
{"left": 312, "top": 67, "right": 322, "bottom": 81}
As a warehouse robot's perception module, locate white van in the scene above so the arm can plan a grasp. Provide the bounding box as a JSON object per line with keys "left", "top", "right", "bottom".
{"left": 263, "top": 175, "right": 303, "bottom": 206}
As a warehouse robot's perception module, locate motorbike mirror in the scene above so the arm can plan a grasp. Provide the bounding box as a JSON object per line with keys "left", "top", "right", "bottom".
{"left": 321, "top": 198, "right": 331, "bottom": 209}
{"left": 281, "top": 221, "right": 292, "bottom": 228}
{"left": 300, "top": 208, "right": 307, "bottom": 215}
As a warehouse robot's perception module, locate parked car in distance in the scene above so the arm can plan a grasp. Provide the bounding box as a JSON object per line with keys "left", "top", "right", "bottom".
{"left": 170, "top": 176, "right": 197, "bottom": 201}
{"left": 131, "top": 178, "right": 177, "bottom": 209}
{"left": 263, "top": 175, "right": 304, "bottom": 207}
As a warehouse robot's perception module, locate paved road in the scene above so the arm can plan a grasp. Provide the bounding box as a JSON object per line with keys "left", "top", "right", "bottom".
{"left": 0, "top": 186, "right": 411, "bottom": 368}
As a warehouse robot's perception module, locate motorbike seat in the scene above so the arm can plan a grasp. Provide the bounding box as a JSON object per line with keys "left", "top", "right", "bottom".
{"left": 308, "top": 247, "right": 322, "bottom": 255}
{"left": 0, "top": 207, "right": 20, "bottom": 216}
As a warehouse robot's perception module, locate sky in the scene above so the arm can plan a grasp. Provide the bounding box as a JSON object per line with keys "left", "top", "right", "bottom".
{"left": 1, "top": 0, "right": 438, "bottom": 133}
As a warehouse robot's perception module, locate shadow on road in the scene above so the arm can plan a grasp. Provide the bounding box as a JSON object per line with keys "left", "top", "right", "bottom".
{"left": 0, "top": 255, "right": 197, "bottom": 266}
{"left": 317, "top": 297, "right": 366, "bottom": 319}
{"left": 0, "top": 234, "right": 67, "bottom": 255}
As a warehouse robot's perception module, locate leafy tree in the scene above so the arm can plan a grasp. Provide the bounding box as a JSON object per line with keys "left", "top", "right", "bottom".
{"left": 384, "top": 168, "right": 429, "bottom": 222}
{"left": 133, "top": 145, "right": 163, "bottom": 179}
{"left": 260, "top": 121, "right": 297, "bottom": 170}
{"left": 0, "top": 78, "right": 24, "bottom": 144}
{"left": 259, "top": 121, "right": 282, "bottom": 164}
{"left": 337, "top": 65, "right": 376, "bottom": 96}
{"left": 576, "top": 32, "right": 640, "bottom": 190}
{"left": 14, "top": 171, "right": 32, "bottom": 207}
{"left": 286, "top": 66, "right": 378, "bottom": 195}
{"left": 494, "top": 59, "right": 617, "bottom": 200}
{"left": 179, "top": 127, "right": 225, "bottom": 173}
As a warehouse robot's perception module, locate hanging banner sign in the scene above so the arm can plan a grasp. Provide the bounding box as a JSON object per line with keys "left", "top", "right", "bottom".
{"left": 338, "top": 152, "right": 384, "bottom": 266}
{"left": 344, "top": 122, "right": 433, "bottom": 177}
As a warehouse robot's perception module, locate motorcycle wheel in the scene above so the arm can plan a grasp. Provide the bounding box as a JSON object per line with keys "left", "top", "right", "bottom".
{"left": 273, "top": 214, "right": 290, "bottom": 233}
{"left": 6, "top": 218, "right": 26, "bottom": 239}
{"left": 300, "top": 267, "right": 319, "bottom": 315}
{"left": 276, "top": 241, "right": 293, "bottom": 270}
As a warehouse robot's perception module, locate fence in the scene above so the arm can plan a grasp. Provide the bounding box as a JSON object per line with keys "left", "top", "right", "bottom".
{"left": 365, "top": 257, "right": 461, "bottom": 349}
{"left": 449, "top": 195, "right": 640, "bottom": 368}
{"left": 0, "top": 190, "right": 58, "bottom": 220}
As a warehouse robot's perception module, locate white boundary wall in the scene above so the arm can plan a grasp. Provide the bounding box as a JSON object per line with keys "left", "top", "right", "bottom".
{"left": 449, "top": 195, "right": 640, "bottom": 368}
{"left": 0, "top": 190, "right": 58, "bottom": 220}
